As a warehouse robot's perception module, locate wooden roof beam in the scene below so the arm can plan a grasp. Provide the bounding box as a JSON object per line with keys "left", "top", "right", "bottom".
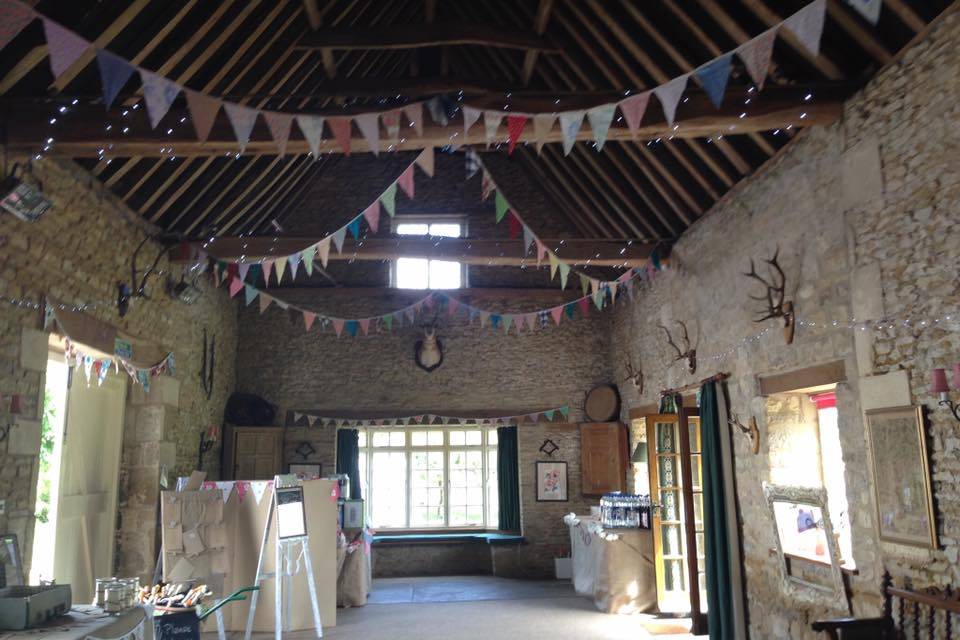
{"left": 826, "top": 0, "right": 892, "bottom": 65}
{"left": 533, "top": 148, "right": 616, "bottom": 238}
{"left": 295, "top": 23, "right": 560, "bottom": 52}
{"left": 606, "top": 144, "right": 693, "bottom": 228}
{"left": 514, "top": 148, "right": 597, "bottom": 237}
{"left": 522, "top": 0, "right": 555, "bottom": 85}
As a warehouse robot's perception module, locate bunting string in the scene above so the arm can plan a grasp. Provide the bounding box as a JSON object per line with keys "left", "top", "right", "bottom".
{"left": 291, "top": 404, "right": 571, "bottom": 429}
{"left": 2, "top": 0, "right": 828, "bottom": 157}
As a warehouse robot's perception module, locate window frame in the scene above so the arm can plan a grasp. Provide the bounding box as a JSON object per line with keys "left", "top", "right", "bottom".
{"left": 390, "top": 214, "right": 469, "bottom": 290}
{"left": 357, "top": 424, "right": 499, "bottom": 532}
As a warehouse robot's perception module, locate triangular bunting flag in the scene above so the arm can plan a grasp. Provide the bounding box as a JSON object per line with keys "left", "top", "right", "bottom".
{"left": 242, "top": 284, "right": 256, "bottom": 305}
{"left": 481, "top": 170, "right": 495, "bottom": 201}
{"left": 261, "top": 259, "right": 273, "bottom": 285}
{"left": 783, "top": 0, "right": 826, "bottom": 57}
{"left": 548, "top": 252, "right": 559, "bottom": 279}
{"left": 403, "top": 103, "right": 423, "bottom": 136}
{"left": 465, "top": 147, "right": 481, "bottom": 179}
{"left": 304, "top": 311, "right": 317, "bottom": 331}
{"left": 359, "top": 318, "right": 371, "bottom": 335}
{"left": 287, "top": 253, "right": 300, "bottom": 281}
{"left": 0, "top": 0, "right": 34, "bottom": 51}
{"left": 347, "top": 216, "right": 362, "bottom": 240}
{"left": 522, "top": 225, "right": 535, "bottom": 255}
{"left": 580, "top": 273, "right": 591, "bottom": 296}
{"left": 42, "top": 18, "right": 90, "bottom": 80}
{"left": 273, "top": 257, "right": 286, "bottom": 284}
{"left": 559, "top": 110, "right": 585, "bottom": 155}
{"left": 737, "top": 29, "right": 777, "bottom": 91}
{"left": 302, "top": 247, "right": 314, "bottom": 276}
{"left": 397, "top": 164, "right": 415, "bottom": 199}
{"left": 238, "top": 262, "right": 250, "bottom": 283}
{"left": 463, "top": 106, "right": 482, "bottom": 137}
{"left": 229, "top": 277, "right": 243, "bottom": 298}
{"left": 380, "top": 183, "right": 397, "bottom": 217}
{"left": 503, "top": 314, "right": 513, "bottom": 333}
{"left": 263, "top": 111, "right": 294, "bottom": 156}
{"left": 558, "top": 262, "right": 570, "bottom": 289}
{"left": 653, "top": 74, "right": 689, "bottom": 127}
{"left": 185, "top": 89, "right": 221, "bottom": 142}
{"left": 328, "top": 117, "right": 352, "bottom": 155}
{"left": 297, "top": 115, "right": 325, "bottom": 158}
{"left": 383, "top": 314, "right": 393, "bottom": 331}
{"left": 544, "top": 409, "right": 555, "bottom": 421}
{"left": 95, "top": 50, "right": 135, "bottom": 108}
{"left": 140, "top": 69, "right": 181, "bottom": 129}
{"left": 586, "top": 103, "right": 616, "bottom": 150}
{"left": 578, "top": 297, "right": 590, "bottom": 315}
{"left": 331, "top": 227, "right": 347, "bottom": 253}
{"left": 363, "top": 201, "right": 381, "bottom": 233}
{"left": 506, "top": 114, "right": 528, "bottom": 154}
{"left": 619, "top": 92, "right": 651, "bottom": 139}
{"left": 484, "top": 111, "right": 503, "bottom": 147}
{"left": 332, "top": 318, "right": 345, "bottom": 337}
{"left": 345, "top": 320, "right": 359, "bottom": 337}
{"left": 536, "top": 240, "right": 548, "bottom": 266}
{"left": 259, "top": 292, "right": 273, "bottom": 314}
{"left": 307, "top": 415, "right": 317, "bottom": 427}
{"left": 495, "top": 191, "right": 510, "bottom": 223}
{"left": 846, "top": 0, "right": 881, "bottom": 25}
{"left": 508, "top": 212, "right": 522, "bottom": 239}
{"left": 559, "top": 405, "right": 570, "bottom": 418}
{"left": 447, "top": 297, "right": 460, "bottom": 317}
{"left": 415, "top": 147, "right": 435, "bottom": 177}
{"left": 696, "top": 53, "right": 733, "bottom": 109}
{"left": 317, "top": 238, "right": 331, "bottom": 268}
{"left": 223, "top": 102, "right": 259, "bottom": 152}
{"left": 250, "top": 481, "right": 268, "bottom": 505}
{"left": 533, "top": 113, "right": 555, "bottom": 154}
{"left": 354, "top": 112, "right": 380, "bottom": 155}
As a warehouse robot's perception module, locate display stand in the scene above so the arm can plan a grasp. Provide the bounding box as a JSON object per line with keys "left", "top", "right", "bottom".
{"left": 243, "top": 478, "right": 323, "bottom": 640}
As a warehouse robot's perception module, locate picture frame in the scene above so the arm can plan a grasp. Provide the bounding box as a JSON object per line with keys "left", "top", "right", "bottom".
{"left": 275, "top": 485, "right": 307, "bottom": 539}
{"left": 763, "top": 483, "right": 847, "bottom": 610}
{"left": 0, "top": 533, "right": 24, "bottom": 587}
{"left": 864, "top": 405, "right": 937, "bottom": 548}
{"left": 288, "top": 463, "right": 322, "bottom": 479}
{"left": 536, "top": 461, "right": 568, "bottom": 502}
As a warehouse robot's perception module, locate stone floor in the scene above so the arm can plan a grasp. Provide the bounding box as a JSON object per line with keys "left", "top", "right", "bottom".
{"left": 238, "top": 576, "right": 699, "bottom": 639}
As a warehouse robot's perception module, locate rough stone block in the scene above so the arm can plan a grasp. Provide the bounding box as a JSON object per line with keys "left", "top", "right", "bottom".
{"left": 859, "top": 370, "right": 911, "bottom": 411}
{"left": 7, "top": 418, "right": 41, "bottom": 456}
{"left": 134, "top": 405, "right": 175, "bottom": 443}
{"left": 840, "top": 137, "right": 884, "bottom": 210}
{"left": 129, "top": 375, "right": 181, "bottom": 408}
{"left": 19, "top": 329, "right": 48, "bottom": 372}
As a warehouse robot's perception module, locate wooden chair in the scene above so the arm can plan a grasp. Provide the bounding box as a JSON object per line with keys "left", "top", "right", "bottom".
{"left": 812, "top": 572, "right": 960, "bottom": 639}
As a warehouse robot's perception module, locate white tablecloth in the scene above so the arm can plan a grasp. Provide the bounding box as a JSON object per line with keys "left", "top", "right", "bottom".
{"left": 0, "top": 606, "right": 152, "bottom": 640}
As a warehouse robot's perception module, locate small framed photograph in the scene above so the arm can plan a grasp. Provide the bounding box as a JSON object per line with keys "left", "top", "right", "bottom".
{"left": 288, "top": 463, "right": 322, "bottom": 479}
{"left": 276, "top": 486, "right": 307, "bottom": 539}
{"left": 536, "top": 461, "right": 568, "bottom": 502}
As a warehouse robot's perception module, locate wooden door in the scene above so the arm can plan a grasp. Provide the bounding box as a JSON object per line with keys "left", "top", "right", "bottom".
{"left": 646, "top": 411, "right": 707, "bottom": 632}
{"left": 580, "top": 422, "right": 627, "bottom": 495}
{"left": 231, "top": 428, "right": 282, "bottom": 480}
{"left": 53, "top": 370, "right": 126, "bottom": 604}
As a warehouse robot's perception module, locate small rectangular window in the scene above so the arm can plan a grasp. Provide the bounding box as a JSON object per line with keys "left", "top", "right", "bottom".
{"left": 392, "top": 217, "right": 466, "bottom": 289}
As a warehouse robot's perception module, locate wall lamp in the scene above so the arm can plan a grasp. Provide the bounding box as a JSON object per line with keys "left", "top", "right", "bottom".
{"left": 931, "top": 365, "right": 960, "bottom": 421}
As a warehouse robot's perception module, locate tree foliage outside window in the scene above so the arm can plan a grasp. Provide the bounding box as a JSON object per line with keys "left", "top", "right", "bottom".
{"left": 34, "top": 390, "right": 57, "bottom": 524}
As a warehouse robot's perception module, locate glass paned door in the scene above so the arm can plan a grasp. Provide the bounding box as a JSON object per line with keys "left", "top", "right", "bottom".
{"left": 647, "top": 414, "right": 690, "bottom": 613}
{"left": 688, "top": 415, "right": 707, "bottom": 613}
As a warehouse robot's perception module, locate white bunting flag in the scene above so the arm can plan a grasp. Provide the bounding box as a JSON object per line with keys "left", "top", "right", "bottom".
{"left": 846, "top": 0, "right": 881, "bottom": 25}
{"left": 558, "top": 110, "right": 585, "bottom": 156}
{"left": 587, "top": 103, "right": 616, "bottom": 151}
{"left": 223, "top": 102, "right": 259, "bottom": 152}
{"left": 653, "top": 74, "right": 689, "bottom": 127}
{"left": 250, "top": 481, "right": 269, "bottom": 505}
{"left": 783, "top": 0, "right": 827, "bottom": 57}
{"left": 463, "top": 106, "right": 482, "bottom": 137}
{"left": 316, "top": 237, "right": 331, "bottom": 267}
{"left": 297, "top": 115, "right": 325, "bottom": 158}
{"left": 484, "top": 111, "right": 503, "bottom": 147}
{"left": 533, "top": 113, "right": 555, "bottom": 154}
{"left": 403, "top": 103, "right": 423, "bottom": 136}
{"left": 354, "top": 112, "right": 380, "bottom": 156}
{"left": 331, "top": 227, "right": 347, "bottom": 253}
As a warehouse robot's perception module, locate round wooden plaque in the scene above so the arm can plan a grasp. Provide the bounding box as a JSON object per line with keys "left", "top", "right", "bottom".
{"left": 584, "top": 384, "right": 620, "bottom": 422}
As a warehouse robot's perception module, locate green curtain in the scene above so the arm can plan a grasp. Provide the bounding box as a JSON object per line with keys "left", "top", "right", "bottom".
{"left": 336, "top": 428, "right": 361, "bottom": 500}
{"left": 497, "top": 426, "right": 521, "bottom": 532}
{"left": 700, "top": 382, "right": 733, "bottom": 639}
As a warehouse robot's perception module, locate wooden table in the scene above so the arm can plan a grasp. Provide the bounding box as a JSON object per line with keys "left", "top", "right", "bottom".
{"left": 0, "top": 606, "right": 152, "bottom": 640}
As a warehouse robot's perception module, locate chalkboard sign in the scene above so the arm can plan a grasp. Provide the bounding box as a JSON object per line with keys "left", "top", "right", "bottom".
{"left": 153, "top": 611, "right": 200, "bottom": 640}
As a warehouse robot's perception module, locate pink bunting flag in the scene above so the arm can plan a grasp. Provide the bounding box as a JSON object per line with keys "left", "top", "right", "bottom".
{"left": 737, "top": 29, "right": 777, "bottom": 91}
{"left": 403, "top": 103, "right": 423, "bottom": 136}
{"left": 263, "top": 111, "right": 294, "bottom": 156}
{"left": 653, "top": 74, "right": 689, "bottom": 127}
{"left": 447, "top": 297, "right": 461, "bottom": 317}
{"left": 141, "top": 70, "right": 181, "bottom": 129}
{"left": 354, "top": 112, "right": 380, "bottom": 155}
{"left": 783, "top": 0, "right": 826, "bottom": 57}
{"left": 362, "top": 201, "right": 381, "bottom": 234}
{"left": 550, "top": 306, "right": 564, "bottom": 326}
{"left": 185, "top": 90, "right": 221, "bottom": 142}
{"left": 507, "top": 115, "right": 528, "bottom": 154}
{"left": 359, "top": 318, "right": 371, "bottom": 335}
{"left": 332, "top": 318, "right": 345, "bottom": 337}
{"left": 228, "top": 277, "right": 243, "bottom": 298}
{"left": 415, "top": 147, "right": 435, "bottom": 177}
{"left": 382, "top": 109, "right": 401, "bottom": 141}
{"left": 525, "top": 313, "right": 537, "bottom": 331}
{"left": 397, "top": 164, "right": 415, "bottom": 199}
{"left": 260, "top": 259, "right": 273, "bottom": 285}
{"left": 577, "top": 297, "right": 590, "bottom": 315}
{"left": 223, "top": 102, "right": 259, "bottom": 152}
{"left": 619, "top": 92, "right": 651, "bottom": 139}
{"left": 328, "top": 117, "right": 352, "bottom": 155}
{"left": 42, "top": 18, "right": 90, "bottom": 79}
{"left": 303, "top": 311, "right": 317, "bottom": 331}
{"left": 0, "top": 0, "right": 34, "bottom": 50}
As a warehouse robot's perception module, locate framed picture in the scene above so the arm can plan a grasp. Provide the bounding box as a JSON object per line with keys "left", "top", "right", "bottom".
{"left": 0, "top": 533, "right": 24, "bottom": 587}
{"left": 536, "top": 461, "right": 568, "bottom": 502}
{"left": 288, "top": 463, "right": 322, "bottom": 479}
{"left": 275, "top": 486, "right": 307, "bottom": 539}
{"left": 763, "top": 483, "right": 846, "bottom": 610}
{"left": 865, "top": 405, "right": 937, "bottom": 548}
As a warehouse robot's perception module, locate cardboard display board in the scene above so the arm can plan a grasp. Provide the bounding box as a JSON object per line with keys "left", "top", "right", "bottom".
{"left": 160, "top": 479, "right": 338, "bottom": 630}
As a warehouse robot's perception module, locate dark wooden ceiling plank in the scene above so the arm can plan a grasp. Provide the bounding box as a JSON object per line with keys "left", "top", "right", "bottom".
{"left": 217, "top": 156, "right": 299, "bottom": 234}
{"left": 295, "top": 22, "right": 559, "bottom": 52}
{"left": 248, "top": 158, "right": 324, "bottom": 233}
{"left": 825, "top": 0, "right": 893, "bottom": 65}
{"left": 884, "top": 0, "right": 926, "bottom": 32}
{"left": 185, "top": 156, "right": 267, "bottom": 234}
{"left": 608, "top": 143, "right": 693, "bottom": 228}
{"left": 522, "top": 0, "right": 555, "bottom": 85}
{"left": 121, "top": 159, "right": 165, "bottom": 201}
{"left": 103, "top": 157, "right": 140, "bottom": 187}
{"left": 515, "top": 147, "right": 601, "bottom": 237}
{"left": 303, "top": 0, "right": 323, "bottom": 30}
{"left": 139, "top": 157, "right": 194, "bottom": 212}
{"left": 148, "top": 156, "right": 216, "bottom": 223}
{"left": 624, "top": 142, "right": 705, "bottom": 217}
{"left": 166, "top": 159, "right": 235, "bottom": 230}
{"left": 561, "top": 0, "right": 648, "bottom": 88}
{"left": 536, "top": 149, "right": 617, "bottom": 238}
{"left": 661, "top": 141, "right": 722, "bottom": 200}
{"left": 684, "top": 138, "right": 735, "bottom": 187}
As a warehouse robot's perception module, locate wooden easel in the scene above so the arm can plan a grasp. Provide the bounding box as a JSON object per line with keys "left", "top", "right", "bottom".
{"left": 243, "top": 477, "right": 323, "bottom": 640}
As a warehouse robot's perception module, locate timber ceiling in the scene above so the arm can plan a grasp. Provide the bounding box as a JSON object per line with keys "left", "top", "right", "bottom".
{"left": 0, "top": 0, "right": 950, "bottom": 244}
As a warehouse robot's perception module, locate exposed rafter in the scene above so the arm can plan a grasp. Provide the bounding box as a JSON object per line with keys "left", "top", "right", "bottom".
{"left": 295, "top": 22, "right": 560, "bottom": 52}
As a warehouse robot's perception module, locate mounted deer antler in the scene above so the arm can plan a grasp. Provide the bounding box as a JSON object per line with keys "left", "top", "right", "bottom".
{"left": 414, "top": 308, "right": 444, "bottom": 372}
{"left": 622, "top": 358, "right": 644, "bottom": 394}
{"left": 744, "top": 247, "right": 795, "bottom": 344}
{"left": 729, "top": 413, "right": 760, "bottom": 454}
{"left": 659, "top": 321, "right": 696, "bottom": 374}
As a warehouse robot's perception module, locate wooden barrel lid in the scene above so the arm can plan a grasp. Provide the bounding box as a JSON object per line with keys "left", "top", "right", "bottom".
{"left": 584, "top": 384, "right": 620, "bottom": 422}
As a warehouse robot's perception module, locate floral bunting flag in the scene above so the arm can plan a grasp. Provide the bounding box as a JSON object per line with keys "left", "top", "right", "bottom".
{"left": 618, "top": 92, "right": 650, "bottom": 139}
{"left": 0, "top": 0, "right": 35, "bottom": 51}
{"left": 653, "top": 74, "right": 690, "bottom": 127}
{"left": 328, "top": 117, "right": 352, "bottom": 155}
{"left": 403, "top": 103, "right": 423, "bottom": 136}
{"left": 42, "top": 18, "right": 90, "bottom": 79}
{"left": 140, "top": 69, "right": 181, "bottom": 129}
{"left": 331, "top": 227, "right": 347, "bottom": 253}
{"left": 463, "top": 106, "right": 482, "bottom": 137}
{"left": 223, "top": 102, "right": 259, "bottom": 152}
{"left": 695, "top": 53, "right": 733, "bottom": 109}
{"left": 362, "top": 201, "right": 381, "bottom": 233}
{"left": 397, "top": 164, "right": 415, "bottom": 199}
{"left": 382, "top": 109, "right": 401, "bottom": 141}
{"left": 415, "top": 147, "right": 435, "bottom": 177}
{"left": 380, "top": 182, "right": 397, "bottom": 217}
{"left": 185, "top": 89, "right": 221, "bottom": 142}
{"left": 507, "top": 115, "right": 528, "bottom": 154}
{"left": 297, "top": 115, "right": 325, "bottom": 158}
{"left": 287, "top": 253, "right": 300, "bottom": 281}
{"left": 263, "top": 111, "right": 294, "bottom": 156}
{"left": 559, "top": 110, "right": 585, "bottom": 155}
{"left": 522, "top": 225, "right": 536, "bottom": 255}
{"left": 302, "top": 247, "right": 314, "bottom": 276}
{"left": 354, "top": 112, "right": 380, "bottom": 155}
{"left": 96, "top": 49, "right": 135, "bottom": 108}
{"left": 484, "top": 111, "right": 503, "bottom": 147}
{"left": 587, "top": 103, "right": 616, "bottom": 150}
{"left": 783, "top": 0, "right": 826, "bottom": 56}
{"left": 737, "top": 29, "right": 777, "bottom": 91}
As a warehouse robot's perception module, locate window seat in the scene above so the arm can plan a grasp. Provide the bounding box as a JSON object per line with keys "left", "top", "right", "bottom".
{"left": 372, "top": 532, "right": 524, "bottom": 546}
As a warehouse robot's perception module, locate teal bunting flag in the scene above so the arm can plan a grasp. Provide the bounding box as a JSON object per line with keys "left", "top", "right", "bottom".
{"left": 559, "top": 405, "right": 570, "bottom": 418}
{"left": 491, "top": 314, "right": 501, "bottom": 329}
{"left": 651, "top": 247, "right": 662, "bottom": 271}
{"left": 345, "top": 320, "right": 359, "bottom": 337}
{"left": 565, "top": 303, "right": 576, "bottom": 319}
{"left": 544, "top": 409, "right": 555, "bottom": 421}
{"left": 247, "top": 263, "right": 262, "bottom": 284}
{"left": 347, "top": 216, "right": 362, "bottom": 239}
{"left": 244, "top": 285, "right": 258, "bottom": 306}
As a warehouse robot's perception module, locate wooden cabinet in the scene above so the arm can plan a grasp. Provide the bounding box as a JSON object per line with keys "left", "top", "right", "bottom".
{"left": 221, "top": 426, "right": 284, "bottom": 480}
{"left": 580, "top": 422, "right": 629, "bottom": 495}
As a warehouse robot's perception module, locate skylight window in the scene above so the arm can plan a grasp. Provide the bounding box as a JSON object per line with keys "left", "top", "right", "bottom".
{"left": 393, "top": 218, "right": 466, "bottom": 289}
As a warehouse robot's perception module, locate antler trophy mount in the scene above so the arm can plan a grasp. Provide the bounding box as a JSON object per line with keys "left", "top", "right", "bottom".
{"left": 622, "top": 358, "right": 644, "bottom": 395}
{"left": 659, "top": 321, "right": 697, "bottom": 375}
{"left": 744, "top": 247, "right": 795, "bottom": 344}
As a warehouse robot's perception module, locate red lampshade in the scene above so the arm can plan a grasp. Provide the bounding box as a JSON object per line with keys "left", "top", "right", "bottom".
{"left": 953, "top": 363, "right": 960, "bottom": 390}
{"left": 932, "top": 368, "right": 950, "bottom": 394}
{"left": 9, "top": 394, "right": 22, "bottom": 415}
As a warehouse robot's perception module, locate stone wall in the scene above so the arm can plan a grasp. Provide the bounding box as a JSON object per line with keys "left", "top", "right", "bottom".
{"left": 0, "top": 157, "right": 237, "bottom": 581}
{"left": 609, "top": 12, "right": 960, "bottom": 638}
